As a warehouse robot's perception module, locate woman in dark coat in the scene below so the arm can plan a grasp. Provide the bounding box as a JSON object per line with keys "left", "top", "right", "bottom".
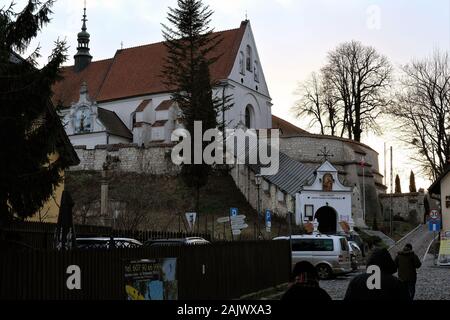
{"left": 344, "top": 248, "right": 410, "bottom": 301}
{"left": 395, "top": 244, "right": 422, "bottom": 299}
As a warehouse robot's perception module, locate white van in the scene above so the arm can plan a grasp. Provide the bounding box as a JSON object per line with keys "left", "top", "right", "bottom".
{"left": 274, "top": 234, "right": 352, "bottom": 279}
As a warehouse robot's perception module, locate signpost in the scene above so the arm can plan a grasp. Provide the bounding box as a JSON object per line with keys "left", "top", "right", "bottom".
{"left": 217, "top": 211, "right": 248, "bottom": 241}
{"left": 185, "top": 212, "right": 197, "bottom": 231}
{"left": 265, "top": 209, "right": 272, "bottom": 233}
{"left": 428, "top": 210, "right": 442, "bottom": 263}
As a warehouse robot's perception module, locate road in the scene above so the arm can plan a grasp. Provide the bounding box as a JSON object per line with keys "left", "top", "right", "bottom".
{"left": 263, "top": 225, "right": 449, "bottom": 300}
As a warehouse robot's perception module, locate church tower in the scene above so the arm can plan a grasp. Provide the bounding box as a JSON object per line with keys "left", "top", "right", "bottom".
{"left": 74, "top": 4, "right": 92, "bottom": 72}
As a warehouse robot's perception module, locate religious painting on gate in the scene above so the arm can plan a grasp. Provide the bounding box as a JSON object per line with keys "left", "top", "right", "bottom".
{"left": 322, "top": 174, "right": 334, "bottom": 192}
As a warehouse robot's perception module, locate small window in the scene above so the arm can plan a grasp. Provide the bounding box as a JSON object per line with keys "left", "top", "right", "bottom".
{"left": 239, "top": 51, "right": 245, "bottom": 75}
{"left": 246, "top": 45, "right": 252, "bottom": 72}
{"left": 305, "top": 205, "right": 314, "bottom": 219}
{"left": 254, "top": 61, "right": 259, "bottom": 82}
{"left": 131, "top": 113, "right": 137, "bottom": 128}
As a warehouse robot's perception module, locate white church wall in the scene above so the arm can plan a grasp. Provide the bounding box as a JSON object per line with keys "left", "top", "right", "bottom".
{"left": 296, "top": 191, "right": 353, "bottom": 229}
{"left": 108, "top": 135, "right": 131, "bottom": 145}
{"left": 69, "top": 132, "right": 108, "bottom": 149}
{"left": 99, "top": 95, "right": 155, "bottom": 130}
{"left": 156, "top": 110, "right": 169, "bottom": 122}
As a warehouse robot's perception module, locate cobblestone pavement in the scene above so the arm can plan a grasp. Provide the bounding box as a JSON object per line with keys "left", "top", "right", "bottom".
{"left": 318, "top": 269, "right": 363, "bottom": 300}
{"left": 415, "top": 254, "right": 450, "bottom": 300}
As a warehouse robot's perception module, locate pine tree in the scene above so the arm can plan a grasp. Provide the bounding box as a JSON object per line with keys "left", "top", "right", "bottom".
{"left": 0, "top": 1, "right": 68, "bottom": 226}
{"left": 409, "top": 171, "right": 417, "bottom": 193}
{"left": 395, "top": 174, "right": 402, "bottom": 194}
{"left": 162, "top": 0, "right": 223, "bottom": 219}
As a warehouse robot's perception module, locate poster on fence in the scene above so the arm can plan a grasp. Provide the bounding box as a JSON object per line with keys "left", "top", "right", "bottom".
{"left": 124, "top": 258, "right": 178, "bottom": 300}
{"left": 438, "top": 232, "right": 450, "bottom": 266}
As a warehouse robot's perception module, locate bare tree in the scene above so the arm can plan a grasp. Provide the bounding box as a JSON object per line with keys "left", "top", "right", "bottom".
{"left": 293, "top": 72, "right": 341, "bottom": 136}
{"left": 322, "top": 40, "right": 393, "bottom": 141}
{"left": 389, "top": 50, "right": 450, "bottom": 180}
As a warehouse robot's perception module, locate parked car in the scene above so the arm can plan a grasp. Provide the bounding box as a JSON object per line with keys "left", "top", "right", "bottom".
{"left": 144, "top": 237, "right": 210, "bottom": 247}
{"left": 337, "top": 231, "right": 368, "bottom": 257}
{"left": 348, "top": 241, "right": 363, "bottom": 271}
{"left": 273, "top": 234, "right": 352, "bottom": 280}
{"left": 76, "top": 237, "right": 143, "bottom": 250}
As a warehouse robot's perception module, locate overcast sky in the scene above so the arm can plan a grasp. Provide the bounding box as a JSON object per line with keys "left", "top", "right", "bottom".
{"left": 13, "top": 0, "right": 450, "bottom": 190}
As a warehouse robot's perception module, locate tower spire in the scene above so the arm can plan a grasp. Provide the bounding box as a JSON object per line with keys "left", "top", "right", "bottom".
{"left": 74, "top": 0, "right": 92, "bottom": 72}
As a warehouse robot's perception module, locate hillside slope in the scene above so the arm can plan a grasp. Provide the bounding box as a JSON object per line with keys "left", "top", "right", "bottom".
{"left": 66, "top": 171, "right": 291, "bottom": 240}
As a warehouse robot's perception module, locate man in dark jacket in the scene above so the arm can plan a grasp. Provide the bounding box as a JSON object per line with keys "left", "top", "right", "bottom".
{"left": 281, "top": 261, "right": 332, "bottom": 301}
{"left": 344, "top": 248, "right": 411, "bottom": 301}
{"left": 395, "top": 244, "right": 422, "bottom": 299}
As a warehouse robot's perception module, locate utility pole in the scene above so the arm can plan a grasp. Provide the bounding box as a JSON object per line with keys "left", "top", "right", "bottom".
{"left": 390, "top": 146, "right": 394, "bottom": 236}
{"left": 384, "top": 142, "right": 387, "bottom": 186}
{"left": 361, "top": 156, "right": 366, "bottom": 223}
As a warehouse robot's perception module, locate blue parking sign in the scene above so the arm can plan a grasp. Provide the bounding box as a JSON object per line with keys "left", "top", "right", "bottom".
{"left": 265, "top": 210, "right": 272, "bottom": 223}
{"left": 230, "top": 208, "right": 238, "bottom": 217}
{"left": 429, "top": 221, "right": 441, "bottom": 232}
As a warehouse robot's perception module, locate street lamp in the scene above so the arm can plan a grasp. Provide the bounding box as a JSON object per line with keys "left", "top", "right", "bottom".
{"left": 255, "top": 174, "right": 262, "bottom": 239}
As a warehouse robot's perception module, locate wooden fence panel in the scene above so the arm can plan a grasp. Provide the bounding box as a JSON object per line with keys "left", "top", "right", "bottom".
{"left": 0, "top": 241, "right": 290, "bottom": 300}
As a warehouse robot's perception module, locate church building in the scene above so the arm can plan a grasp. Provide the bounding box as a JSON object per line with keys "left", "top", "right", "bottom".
{"left": 53, "top": 7, "right": 272, "bottom": 149}
{"left": 56, "top": 7, "right": 387, "bottom": 232}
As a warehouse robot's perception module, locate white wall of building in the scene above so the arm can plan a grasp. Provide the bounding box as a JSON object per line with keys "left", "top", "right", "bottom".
{"left": 70, "top": 132, "right": 108, "bottom": 149}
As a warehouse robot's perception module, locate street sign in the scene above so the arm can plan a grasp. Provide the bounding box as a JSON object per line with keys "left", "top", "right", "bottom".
{"left": 230, "top": 208, "right": 238, "bottom": 217}
{"left": 430, "top": 210, "right": 440, "bottom": 221}
{"left": 232, "top": 223, "right": 249, "bottom": 230}
{"left": 265, "top": 209, "right": 272, "bottom": 233}
{"left": 217, "top": 217, "right": 230, "bottom": 224}
{"left": 185, "top": 212, "right": 197, "bottom": 231}
{"left": 230, "top": 216, "right": 245, "bottom": 223}
{"left": 429, "top": 220, "right": 441, "bottom": 232}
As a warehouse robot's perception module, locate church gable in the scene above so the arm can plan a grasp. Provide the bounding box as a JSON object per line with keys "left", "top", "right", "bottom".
{"left": 228, "top": 21, "right": 270, "bottom": 98}
{"left": 303, "top": 161, "right": 352, "bottom": 192}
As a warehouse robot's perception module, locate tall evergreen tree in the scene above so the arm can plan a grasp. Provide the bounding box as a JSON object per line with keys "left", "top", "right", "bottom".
{"left": 161, "top": 0, "right": 223, "bottom": 220}
{"left": 0, "top": 1, "right": 68, "bottom": 226}
{"left": 409, "top": 171, "right": 417, "bottom": 193}
{"left": 395, "top": 174, "right": 402, "bottom": 194}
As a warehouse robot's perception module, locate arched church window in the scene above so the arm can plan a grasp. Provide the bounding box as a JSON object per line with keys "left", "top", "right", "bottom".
{"left": 246, "top": 45, "right": 252, "bottom": 72}
{"left": 245, "top": 104, "right": 254, "bottom": 129}
{"left": 74, "top": 106, "right": 91, "bottom": 134}
{"left": 239, "top": 51, "right": 245, "bottom": 75}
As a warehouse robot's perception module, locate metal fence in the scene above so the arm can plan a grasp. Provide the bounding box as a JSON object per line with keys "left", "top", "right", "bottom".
{"left": 0, "top": 241, "right": 291, "bottom": 300}
{"left": 1, "top": 221, "right": 211, "bottom": 249}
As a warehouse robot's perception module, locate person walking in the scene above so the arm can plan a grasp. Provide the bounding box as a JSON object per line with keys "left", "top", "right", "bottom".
{"left": 281, "top": 261, "right": 332, "bottom": 301}
{"left": 344, "top": 248, "right": 410, "bottom": 301}
{"left": 395, "top": 243, "right": 422, "bottom": 300}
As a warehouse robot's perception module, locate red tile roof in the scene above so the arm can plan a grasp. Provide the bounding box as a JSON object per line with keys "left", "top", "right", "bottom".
{"left": 152, "top": 120, "right": 168, "bottom": 128}
{"left": 155, "top": 100, "right": 174, "bottom": 111}
{"left": 53, "top": 21, "right": 248, "bottom": 108}
{"left": 272, "top": 115, "right": 310, "bottom": 136}
{"left": 135, "top": 99, "right": 152, "bottom": 112}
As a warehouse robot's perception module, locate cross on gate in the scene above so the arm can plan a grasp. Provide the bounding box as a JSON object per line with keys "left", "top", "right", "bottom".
{"left": 317, "top": 147, "right": 334, "bottom": 162}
